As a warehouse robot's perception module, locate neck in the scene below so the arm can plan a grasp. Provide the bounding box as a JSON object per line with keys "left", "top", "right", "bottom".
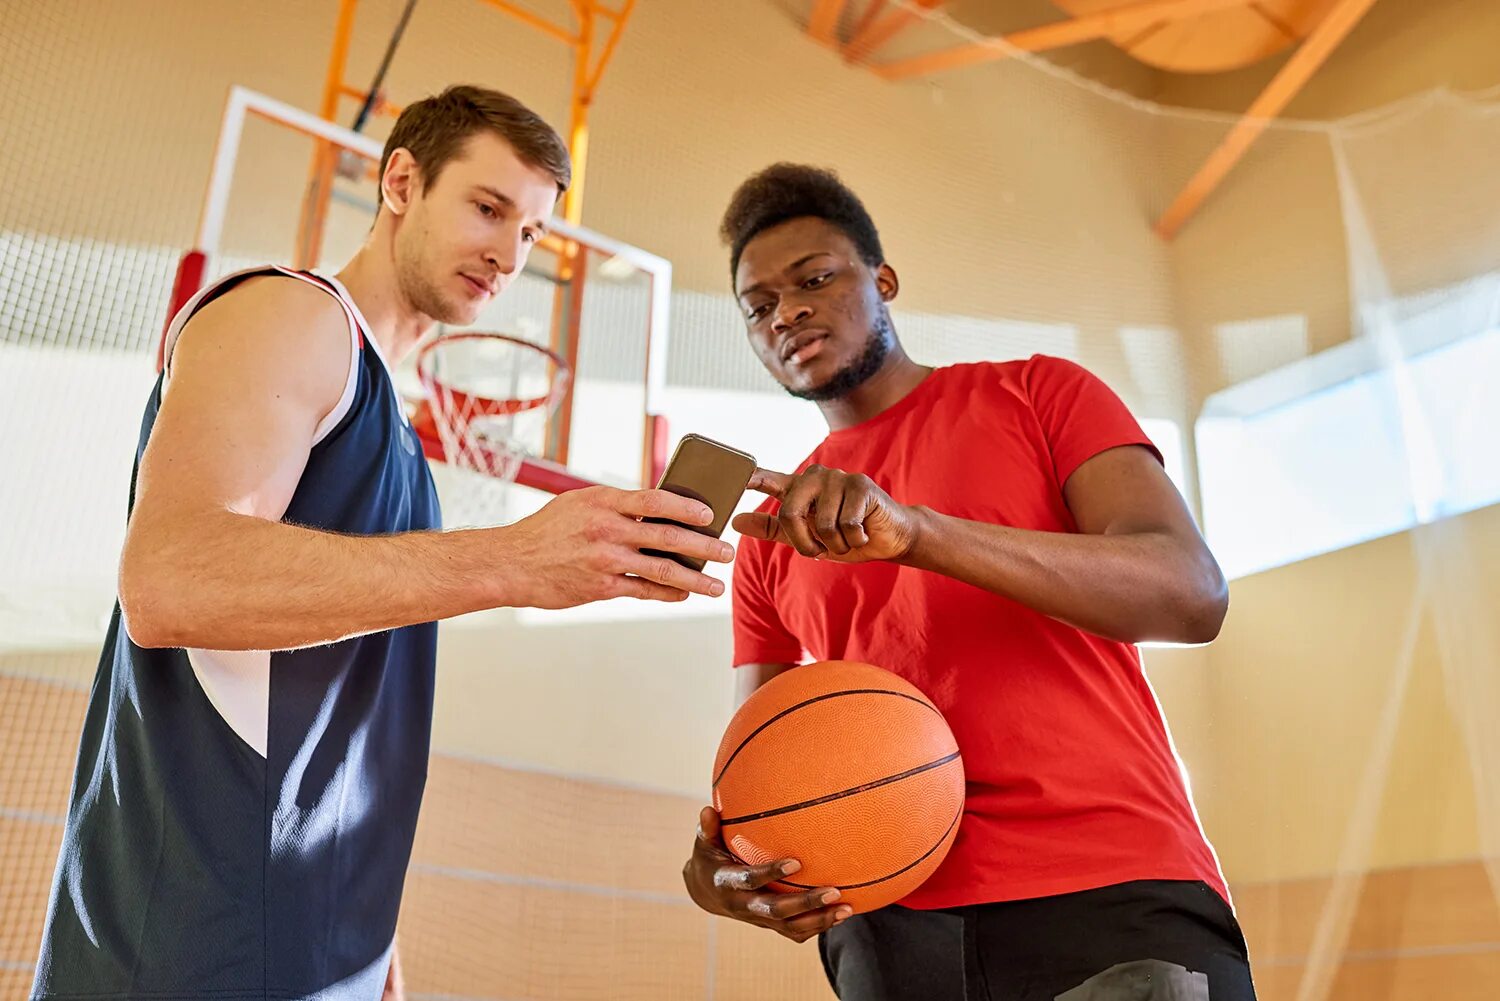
{"left": 333, "top": 239, "right": 435, "bottom": 365}
{"left": 817, "top": 347, "right": 933, "bottom": 431}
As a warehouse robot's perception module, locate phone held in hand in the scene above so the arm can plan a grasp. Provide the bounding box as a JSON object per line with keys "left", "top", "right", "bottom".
{"left": 642, "top": 434, "right": 757, "bottom": 571}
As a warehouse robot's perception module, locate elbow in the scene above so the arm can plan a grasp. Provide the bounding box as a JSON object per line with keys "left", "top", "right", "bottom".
{"left": 1176, "top": 568, "right": 1229, "bottom": 645}
{"left": 118, "top": 550, "right": 183, "bottom": 649}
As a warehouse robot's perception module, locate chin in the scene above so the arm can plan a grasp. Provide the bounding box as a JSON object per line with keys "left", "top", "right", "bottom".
{"left": 430, "top": 297, "right": 479, "bottom": 327}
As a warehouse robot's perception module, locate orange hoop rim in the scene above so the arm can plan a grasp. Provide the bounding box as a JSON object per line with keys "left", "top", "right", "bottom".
{"left": 415, "top": 330, "right": 571, "bottom": 416}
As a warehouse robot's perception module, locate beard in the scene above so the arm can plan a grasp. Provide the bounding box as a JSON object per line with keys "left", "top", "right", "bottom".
{"left": 786, "top": 306, "right": 894, "bottom": 402}
{"left": 395, "top": 221, "right": 466, "bottom": 325}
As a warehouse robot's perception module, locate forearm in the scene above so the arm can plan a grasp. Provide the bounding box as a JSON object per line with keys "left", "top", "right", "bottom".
{"left": 903, "top": 508, "right": 1227, "bottom": 644}
{"left": 120, "top": 510, "right": 516, "bottom": 650}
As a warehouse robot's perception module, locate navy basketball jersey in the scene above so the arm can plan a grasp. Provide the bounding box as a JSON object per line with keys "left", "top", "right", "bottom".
{"left": 32, "top": 268, "right": 441, "bottom": 1001}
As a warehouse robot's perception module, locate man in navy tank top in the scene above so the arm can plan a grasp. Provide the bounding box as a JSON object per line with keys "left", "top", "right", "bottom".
{"left": 31, "top": 86, "right": 733, "bottom": 1001}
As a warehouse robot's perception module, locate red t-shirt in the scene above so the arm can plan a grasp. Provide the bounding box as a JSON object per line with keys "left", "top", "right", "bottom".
{"left": 731, "top": 357, "right": 1227, "bottom": 909}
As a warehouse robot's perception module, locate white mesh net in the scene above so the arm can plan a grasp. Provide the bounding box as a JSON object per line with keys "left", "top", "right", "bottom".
{"left": 413, "top": 331, "right": 571, "bottom": 528}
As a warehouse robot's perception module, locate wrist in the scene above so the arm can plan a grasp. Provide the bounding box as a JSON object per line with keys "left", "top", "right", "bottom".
{"left": 450, "top": 525, "right": 531, "bottom": 610}
{"left": 898, "top": 505, "right": 942, "bottom": 568}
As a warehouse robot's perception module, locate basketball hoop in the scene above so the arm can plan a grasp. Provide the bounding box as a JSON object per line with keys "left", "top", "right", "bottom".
{"left": 411, "top": 331, "right": 571, "bottom": 527}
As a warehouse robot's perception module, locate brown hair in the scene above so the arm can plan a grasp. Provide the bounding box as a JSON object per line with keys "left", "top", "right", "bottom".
{"left": 380, "top": 84, "right": 571, "bottom": 197}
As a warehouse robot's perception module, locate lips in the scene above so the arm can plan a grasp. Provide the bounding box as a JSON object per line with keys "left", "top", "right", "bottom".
{"left": 780, "top": 329, "right": 830, "bottom": 365}
{"left": 460, "top": 274, "right": 496, "bottom": 298}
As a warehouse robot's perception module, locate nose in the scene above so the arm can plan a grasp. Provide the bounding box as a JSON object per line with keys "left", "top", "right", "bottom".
{"left": 771, "top": 299, "right": 813, "bottom": 335}
{"left": 486, "top": 227, "right": 526, "bottom": 278}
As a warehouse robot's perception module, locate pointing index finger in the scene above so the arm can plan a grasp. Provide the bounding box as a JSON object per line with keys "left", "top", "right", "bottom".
{"left": 747, "top": 467, "right": 794, "bottom": 498}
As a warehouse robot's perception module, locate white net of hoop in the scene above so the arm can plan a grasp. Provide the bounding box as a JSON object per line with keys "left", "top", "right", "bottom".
{"left": 414, "top": 331, "right": 571, "bottom": 528}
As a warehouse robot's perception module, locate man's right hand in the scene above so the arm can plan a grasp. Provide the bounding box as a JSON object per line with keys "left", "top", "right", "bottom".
{"left": 499, "top": 486, "right": 736, "bottom": 609}
{"left": 682, "top": 806, "right": 852, "bottom": 943}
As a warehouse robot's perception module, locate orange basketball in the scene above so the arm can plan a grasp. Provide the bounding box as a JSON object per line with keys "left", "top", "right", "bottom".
{"left": 712, "top": 660, "right": 965, "bottom": 914}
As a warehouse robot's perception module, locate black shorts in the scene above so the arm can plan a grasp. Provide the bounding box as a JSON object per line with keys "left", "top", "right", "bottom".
{"left": 818, "top": 880, "right": 1256, "bottom": 1001}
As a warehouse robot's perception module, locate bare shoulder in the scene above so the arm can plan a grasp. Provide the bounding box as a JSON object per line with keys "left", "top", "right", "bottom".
{"left": 167, "top": 274, "right": 353, "bottom": 406}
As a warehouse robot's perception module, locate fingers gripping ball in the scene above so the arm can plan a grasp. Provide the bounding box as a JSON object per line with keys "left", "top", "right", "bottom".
{"left": 712, "top": 661, "right": 965, "bottom": 914}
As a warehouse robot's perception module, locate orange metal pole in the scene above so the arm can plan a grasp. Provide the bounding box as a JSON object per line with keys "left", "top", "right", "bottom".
{"left": 296, "top": 0, "right": 360, "bottom": 270}
{"left": 337, "top": 83, "right": 403, "bottom": 117}
{"left": 546, "top": 1, "right": 592, "bottom": 462}
{"left": 584, "top": 0, "right": 634, "bottom": 93}
{"left": 849, "top": 0, "right": 889, "bottom": 45}
{"left": 807, "top": 0, "right": 848, "bottom": 45}
{"left": 548, "top": 246, "right": 588, "bottom": 466}
{"left": 475, "top": 0, "right": 579, "bottom": 44}
{"left": 843, "top": 0, "right": 942, "bottom": 65}
{"left": 562, "top": 4, "right": 594, "bottom": 226}
{"left": 1154, "top": 0, "right": 1380, "bottom": 239}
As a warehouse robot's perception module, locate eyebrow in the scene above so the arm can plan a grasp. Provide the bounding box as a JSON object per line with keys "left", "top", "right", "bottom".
{"left": 475, "top": 185, "right": 550, "bottom": 236}
{"left": 737, "top": 252, "right": 836, "bottom": 299}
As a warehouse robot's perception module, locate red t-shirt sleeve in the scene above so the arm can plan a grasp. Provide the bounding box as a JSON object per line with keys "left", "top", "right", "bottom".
{"left": 730, "top": 529, "right": 803, "bottom": 668}
{"left": 1021, "top": 355, "right": 1162, "bottom": 486}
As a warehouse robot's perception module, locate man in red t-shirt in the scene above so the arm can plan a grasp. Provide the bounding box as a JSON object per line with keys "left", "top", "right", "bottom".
{"left": 681, "top": 164, "right": 1256, "bottom": 1000}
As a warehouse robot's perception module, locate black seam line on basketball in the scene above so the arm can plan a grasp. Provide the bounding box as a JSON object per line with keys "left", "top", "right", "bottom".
{"left": 718, "top": 751, "right": 961, "bottom": 826}
{"left": 712, "top": 689, "right": 941, "bottom": 789}
{"left": 776, "top": 799, "right": 964, "bottom": 892}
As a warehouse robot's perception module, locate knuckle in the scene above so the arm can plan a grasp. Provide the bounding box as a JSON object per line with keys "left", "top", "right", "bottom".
{"left": 582, "top": 513, "right": 612, "bottom": 544}
{"left": 717, "top": 867, "right": 749, "bottom": 891}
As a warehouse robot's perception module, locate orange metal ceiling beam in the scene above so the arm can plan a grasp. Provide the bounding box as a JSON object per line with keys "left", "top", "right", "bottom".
{"left": 874, "top": 0, "right": 1253, "bottom": 81}
{"left": 844, "top": 0, "right": 944, "bottom": 65}
{"left": 807, "top": 0, "right": 849, "bottom": 45}
{"left": 1154, "top": 0, "right": 1381, "bottom": 239}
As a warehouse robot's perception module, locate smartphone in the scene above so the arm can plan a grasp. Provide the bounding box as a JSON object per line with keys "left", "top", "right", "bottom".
{"left": 642, "top": 433, "right": 758, "bottom": 571}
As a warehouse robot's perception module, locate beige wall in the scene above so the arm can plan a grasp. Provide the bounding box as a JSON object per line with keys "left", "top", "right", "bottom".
{"left": 1, "top": 0, "right": 1178, "bottom": 329}
{"left": 1196, "top": 503, "right": 1500, "bottom": 883}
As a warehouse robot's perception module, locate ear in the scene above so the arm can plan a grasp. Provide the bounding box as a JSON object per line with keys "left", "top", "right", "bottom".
{"left": 380, "top": 148, "right": 422, "bottom": 217}
{"left": 875, "top": 262, "right": 899, "bottom": 303}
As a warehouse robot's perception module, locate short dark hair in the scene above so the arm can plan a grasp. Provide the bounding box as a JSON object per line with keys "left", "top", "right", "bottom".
{"left": 381, "top": 84, "right": 571, "bottom": 196}
{"left": 720, "top": 163, "right": 885, "bottom": 279}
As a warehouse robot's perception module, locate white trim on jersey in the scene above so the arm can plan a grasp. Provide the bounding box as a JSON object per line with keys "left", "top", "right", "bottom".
{"left": 161, "top": 266, "right": 364, "bottom": 447}
{"left": 322, "top": 273, "right": 410, "bottom": 427}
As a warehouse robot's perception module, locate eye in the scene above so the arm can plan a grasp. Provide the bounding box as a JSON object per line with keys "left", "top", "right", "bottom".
{"left": 747, "top": 303, "right": 771, "bottom": 322}
{"left": 523, "top": 230, "right": 539, "bottom": 245}
{"left": 802, "top": 273, "right": 832, "bottom": 290}
{"left": 476, "top": 202, "right": 497, "bottom": 218}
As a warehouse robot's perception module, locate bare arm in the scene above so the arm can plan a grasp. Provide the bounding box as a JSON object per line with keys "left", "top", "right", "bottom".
{"left": 120, "top": 278, "right": 733, "bottom": 651}
{"left": 735, "top": 446, "right": 1228, "bottom": 646}
{"left": 903, "top": 446, "right": 1227, "bottom": 643}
